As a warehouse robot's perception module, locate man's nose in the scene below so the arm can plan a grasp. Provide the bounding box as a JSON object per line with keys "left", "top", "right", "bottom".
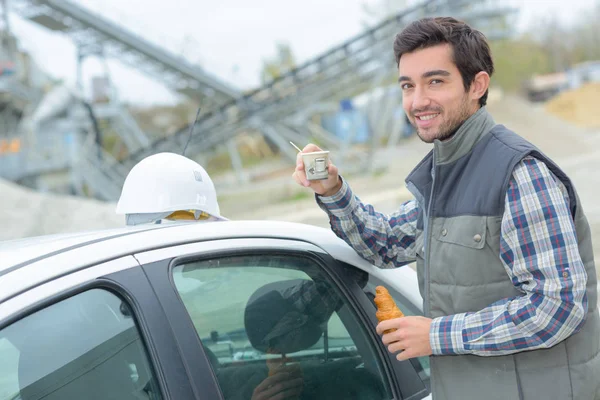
{"left": 411, "top": 87, "right": 431, "bottom": 111}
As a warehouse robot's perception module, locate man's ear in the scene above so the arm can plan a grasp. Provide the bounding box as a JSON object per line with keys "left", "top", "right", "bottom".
{"left": 470, "top": 71, "right": 490, "bottom": 101}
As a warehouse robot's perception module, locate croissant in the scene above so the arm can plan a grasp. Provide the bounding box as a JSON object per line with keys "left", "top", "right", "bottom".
{"left": 374, "top": 286, "right": 404, "bottom": 333}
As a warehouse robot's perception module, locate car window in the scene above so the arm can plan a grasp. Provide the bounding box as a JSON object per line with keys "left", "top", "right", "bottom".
{"left": 172, "top": 254, "right": 394, "bottom": 400}
{"left": 0, "top": 339, "right": 18, "bottom": 399}
{"left": 0, "top": 289, "right": 162, "bottom": 400}
{"left": 358, "top": 271, "right": 431, "bottom": 389}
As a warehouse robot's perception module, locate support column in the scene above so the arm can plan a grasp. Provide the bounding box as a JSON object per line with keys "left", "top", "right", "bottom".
{"left": 227, "top": 138, "right": 248, "bottom": 184}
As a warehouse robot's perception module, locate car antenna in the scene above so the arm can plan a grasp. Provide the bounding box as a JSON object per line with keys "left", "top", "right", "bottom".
{"left": 182, "top": 106, "right": 202, "bottom": 157}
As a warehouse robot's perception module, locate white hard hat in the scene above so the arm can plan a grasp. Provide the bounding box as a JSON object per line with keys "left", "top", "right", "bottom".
{"left": 116, "top": 152, "right": 225, "bottom": 220}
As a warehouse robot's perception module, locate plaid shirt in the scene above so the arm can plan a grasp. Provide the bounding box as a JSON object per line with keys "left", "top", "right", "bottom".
{"left": 317, "top": 156, "right": 588, "bottom": 356}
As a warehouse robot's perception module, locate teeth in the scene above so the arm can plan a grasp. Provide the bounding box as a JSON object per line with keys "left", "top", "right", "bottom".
{"left": 418, "top": 114, "right": 438, "bottom": 121}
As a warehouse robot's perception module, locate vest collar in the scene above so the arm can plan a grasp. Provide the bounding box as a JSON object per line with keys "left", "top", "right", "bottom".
{"left": 433, "top": 106, "right": 496, "bottom": 165}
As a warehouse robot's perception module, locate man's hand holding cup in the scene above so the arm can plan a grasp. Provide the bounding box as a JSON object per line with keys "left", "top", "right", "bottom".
{"left": 292, "top": 144, "right": 342, "bottom": 197}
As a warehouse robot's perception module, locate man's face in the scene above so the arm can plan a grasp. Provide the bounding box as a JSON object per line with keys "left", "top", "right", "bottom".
{"left": 399, "top": 44, "right": 478, "bottom": 143}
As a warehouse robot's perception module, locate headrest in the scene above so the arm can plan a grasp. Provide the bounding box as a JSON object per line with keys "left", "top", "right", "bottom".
{"left": 244, "top": 279, "right": 324, "bottom": 354}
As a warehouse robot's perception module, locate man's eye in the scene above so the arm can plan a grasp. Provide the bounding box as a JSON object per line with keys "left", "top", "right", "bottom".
{"left": 430, "top": 79, "right": 442, "bottom": 85}
{"left": 400, "top": 83, "right": 412, "bottom": 90}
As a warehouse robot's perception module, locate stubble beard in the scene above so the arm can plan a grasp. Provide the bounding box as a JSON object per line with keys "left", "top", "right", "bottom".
{"left": 413, "top": 96, "right": 473, "bottom": 144}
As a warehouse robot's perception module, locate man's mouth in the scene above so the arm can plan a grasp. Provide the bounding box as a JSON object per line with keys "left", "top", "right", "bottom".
{"left": 415, "top": 113, "right": 440, "bottom": 121}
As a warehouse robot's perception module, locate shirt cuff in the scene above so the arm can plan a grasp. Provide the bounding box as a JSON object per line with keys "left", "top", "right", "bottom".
{"left": 430, "top": 314, "right": 468, "bottom": 355}
{"left": 315, "top": 177, "right": 358, "bottom": 218}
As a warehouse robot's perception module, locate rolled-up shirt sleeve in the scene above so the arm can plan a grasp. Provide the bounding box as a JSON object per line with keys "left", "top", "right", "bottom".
{"left": 316, "top": 177, "right": 419, "bottom": 269}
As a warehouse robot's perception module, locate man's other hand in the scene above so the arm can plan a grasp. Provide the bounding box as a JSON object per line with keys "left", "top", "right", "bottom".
{"left": 377, "top": 316, "right": 433, "bottom": 361}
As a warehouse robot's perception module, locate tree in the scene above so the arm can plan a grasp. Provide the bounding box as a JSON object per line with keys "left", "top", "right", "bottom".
{"left": 569, "top": 2, "right": 600, "bottom": 63}
{"left": 489, "top": 36, "right": 554, "bottom": 92}
{"left": 260, "top": 43, "right": 296, "bottom": 84}
{"left": 524, "top": 4, "right": 600, "bottom": 73}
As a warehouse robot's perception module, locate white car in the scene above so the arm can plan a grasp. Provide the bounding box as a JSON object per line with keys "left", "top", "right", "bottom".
{"left": 0, "top": 220, "right": 431, "bottom": 400}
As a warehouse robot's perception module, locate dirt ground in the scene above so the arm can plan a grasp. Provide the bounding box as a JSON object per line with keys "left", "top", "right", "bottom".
{"left": 545, "top": 83, "right": 600, "bottom": 130}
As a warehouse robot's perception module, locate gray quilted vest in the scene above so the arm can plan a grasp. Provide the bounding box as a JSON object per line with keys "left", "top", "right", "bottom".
{"left": 405, "top": 107, "right": 600, "bottom": 400}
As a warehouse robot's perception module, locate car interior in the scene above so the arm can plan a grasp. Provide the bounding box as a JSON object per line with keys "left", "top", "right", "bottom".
{"left": 207, "top": 278, "right": 389, "bottom": 400}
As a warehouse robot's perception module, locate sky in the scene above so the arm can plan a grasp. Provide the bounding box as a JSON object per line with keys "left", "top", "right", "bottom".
{"left": 6, "top": 0, "right": 599, "bottom": 107}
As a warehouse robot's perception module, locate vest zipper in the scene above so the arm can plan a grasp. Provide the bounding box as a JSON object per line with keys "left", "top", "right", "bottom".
{"left": 423, "top": 150, "right": 438, "bottom": 317}
{"left": 423, "top": 150, "right": 439, "bottom": 398}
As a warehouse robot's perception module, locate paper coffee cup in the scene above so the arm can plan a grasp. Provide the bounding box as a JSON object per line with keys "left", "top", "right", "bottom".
{"left": 302, "top": 150, "right": 330, "bottom": 181}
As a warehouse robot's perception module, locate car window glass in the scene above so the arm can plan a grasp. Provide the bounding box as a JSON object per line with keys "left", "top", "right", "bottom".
{"left": 172, "top": 254, "right": 394, "bottom": 400}
{"left": 0, "top": 339, "right": 18, "bottom": 399}
{"left": 0, "top": 289, "right": 162, "bottom": 400}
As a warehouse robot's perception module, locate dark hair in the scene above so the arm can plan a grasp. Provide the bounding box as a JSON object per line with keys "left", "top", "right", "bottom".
{"left": 393, "top": 17, "right": 494, "bottom": 107}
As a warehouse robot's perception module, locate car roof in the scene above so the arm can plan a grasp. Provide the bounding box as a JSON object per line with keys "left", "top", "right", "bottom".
{"left": 0, "top": 223, "right": 166, "bottom": 270}
{"left": 0, "top": 221, "right": 345, "bottom": 271}
{"left": 0, "top": 220, "right": 422, "bottom": 310}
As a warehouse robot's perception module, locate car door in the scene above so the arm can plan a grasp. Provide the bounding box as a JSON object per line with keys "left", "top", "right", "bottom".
{"left": 134, "top": 238, "right": 430, "bottom": 400}
{"left": 0, "top": 256, "right": 198, "bottom": 400}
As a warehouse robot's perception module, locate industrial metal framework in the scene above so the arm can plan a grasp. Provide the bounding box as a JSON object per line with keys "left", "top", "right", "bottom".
{"left": 0, "top": 0, "right": 518, "bottom": 201}
{"left": 10, "top": 0, "right": 241, "bottom": 106}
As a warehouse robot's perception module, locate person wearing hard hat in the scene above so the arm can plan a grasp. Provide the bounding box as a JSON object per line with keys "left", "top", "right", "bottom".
{"left": 115, "top": 152, "right": 227, "bottom": 225}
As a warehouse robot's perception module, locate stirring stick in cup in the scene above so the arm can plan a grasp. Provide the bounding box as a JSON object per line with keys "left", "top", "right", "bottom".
{"left": 289, "top": 141, "right": 302, "bottom": 153}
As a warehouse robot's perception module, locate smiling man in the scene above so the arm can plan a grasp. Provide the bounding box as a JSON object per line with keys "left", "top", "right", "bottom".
{"left": 292, "top": 17, "right": 600, "bottom": 400}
